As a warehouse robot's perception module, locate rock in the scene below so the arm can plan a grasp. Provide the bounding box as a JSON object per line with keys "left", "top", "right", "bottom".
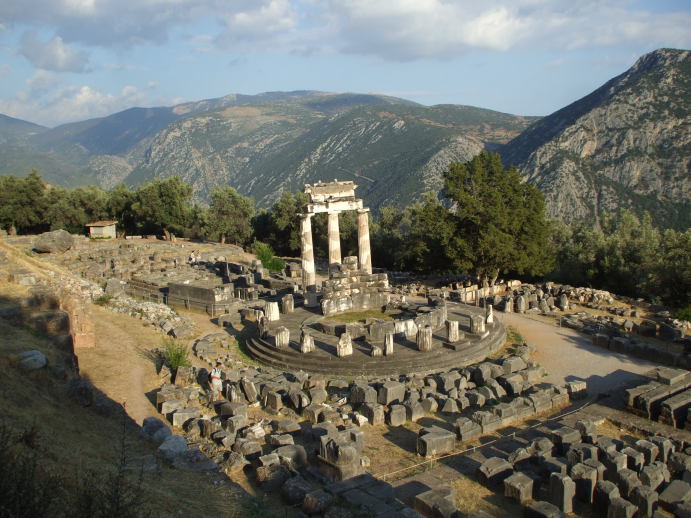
{"left": 18, "top": 349, "right": 47, "bottom": 371}
{"left": 33, "top": 229, "right": 74, "bottom": 253}
{"left": 140, "top": 417, "right": 169, "bottom": 442}
{"left": 66, "top": 377, "right": 94, "bottom": 406}
{"left": 157, "top": 434, "right": 188, "bottom": 461}
{"left": 282, "top": 476, "right": 314, "bottom": 505}
{"left": 171, "top": 448, "right": 217, "bottom": 471}
{"left": 303, "top": 489, "right": 334, "bottom": 514}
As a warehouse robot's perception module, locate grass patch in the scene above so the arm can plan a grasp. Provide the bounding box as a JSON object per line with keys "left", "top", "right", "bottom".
{"left": 94, "top": 294, "right": 113, "bottom": 307}
{"left": 234, "top": 332, "right": 261, "bottom": 366}
{"left": 506, "top": 326, "right": 524, "bottom": 346}
{"left": 322, "top": 309, "right": 398, "bottom": 323}
{"left": 161, "top": 338, "right": 190, "bottom": 370}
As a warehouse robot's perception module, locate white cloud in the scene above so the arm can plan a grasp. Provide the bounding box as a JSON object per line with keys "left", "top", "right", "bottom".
{"left": 319, "top": 0, "right": 691, "bottom": 60}
{"left": 1, "top": 0, "right": 689, "bottom": 60}
{"left": 19, "top": 31, "right": 89, "bottom": 72}
{"left": 0, "top": 84, "right": 148, "bottom": 126}
{"left": 26, "top": 70, "right": 62, "bottom": 92}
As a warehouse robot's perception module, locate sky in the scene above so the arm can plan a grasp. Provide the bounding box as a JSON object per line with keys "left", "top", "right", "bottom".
{"left": 0, "top": 0, "right": 689, "bottom": 128}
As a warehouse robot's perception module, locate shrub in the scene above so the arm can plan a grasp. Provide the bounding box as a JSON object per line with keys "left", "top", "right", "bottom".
{"left": 94, "top": 294, "right": 113, "bottom": 307}
{"left": 162, "top": 339, "right": 190, "bottom": 371}
{"left": 676, "top": 306, "right": 691, "bottom": 322}
{"left": 251, "top": 241, "right": 286, "bottom": 273}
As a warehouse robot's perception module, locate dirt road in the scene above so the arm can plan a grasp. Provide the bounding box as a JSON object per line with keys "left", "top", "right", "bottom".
{"left": 77, "top": 306, "right": 163, "bottom": 425}
{"left": 497, "top": 312, "right": 657, "bottom": 395}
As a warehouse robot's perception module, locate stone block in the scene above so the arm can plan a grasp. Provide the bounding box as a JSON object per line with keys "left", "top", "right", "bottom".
{"left": 171, "top": 407, "right": 199, "bottom": 428}
{"left": 607, "top": 497, "right": 637, "bottom": 518}
{"left": 303, "top": 404, "right": 324, "bottom": 424}
{"left": 549, "top": 473, "right": 575, "bottom": 514}
{"left": 617, "top": 468, "right": 641, "bottom": 499}
{"left": 421, "top": 397, "right": 438, "bottom": 414}
{"left": 621, "top": 446, "right": 645, "bottom": 472}
{"left": 476, "top": 457, "right": 513, "bottom": 487}
{"left": 362, "top": 403, "right": 385, "bottom": 425}
{"left": 640, "top": 463, "right": 666, "bottom": 491}
{"left": 404, "top": 401, "right": 424, "bottom": 422}
{"left": 658, "top": 479, "right": 691, "bottom": 512}
{"left": 635, "top": 439, "right": 660, "bottom": 465}
{"left": 594, "top": 480, "right": 620, "bottom": 516}
{"left": 504, "top": 471, "right": 534, "bottom": 504}
{"left": 413, "top": 488, "right": 456, "bottom": 518}
{"left": 570, "top": 462, "right": 598, "bottom": 503}
{"left": 524, "top": 500, "right": 566, "bottom": 518}
{"left": 378, "top": 381, "right": 405, "bottom": 405}
{"left": 551, "top": 427, "right": 581, "bottom": 455}
{"left": 649, "top": 436, "right": 674, "bottom": 463}
{"left": 454, "top": 417, "right": 482, "bottom": 442}
{"left": 387, "top": 405, "right": 406, "bottom": 426}
{"left": 417, "top": 429, "right": 456, "bottom": 458}
{"left": 281, "top": 476, "right": 314, "bottom": 505}
{"left": 605, "top": 452, "right": 629, "bottom": 481}
{"left": 303, "top": 489, "right": 334, "bottom": 514}
{"left": 630, "top": 485, "right": 658, "bottom": 518}
{"left": 351, "top": 384, "right": 377, "bottom": 405}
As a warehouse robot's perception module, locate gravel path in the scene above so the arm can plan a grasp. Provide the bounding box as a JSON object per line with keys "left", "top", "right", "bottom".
{"left": 496, "top": 312, "right": 658, "bottom": 395}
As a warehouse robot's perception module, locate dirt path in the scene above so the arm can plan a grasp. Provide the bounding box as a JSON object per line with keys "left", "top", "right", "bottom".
{"left": 77, "top": 306, "right": 164, "bottom": 425}
{"left": 497, "top": 312, "right": 658, "bottom": 395}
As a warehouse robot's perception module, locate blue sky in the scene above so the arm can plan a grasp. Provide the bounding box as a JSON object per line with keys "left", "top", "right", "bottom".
{"left": 0, "top": 0, "right": 689, "bottom": 127}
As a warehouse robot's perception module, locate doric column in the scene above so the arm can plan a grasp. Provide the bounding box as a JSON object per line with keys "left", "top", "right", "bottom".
{"left": 299, "top": 213, "right": 316, "bottom": 290}
{"left": 327, "top": 211, "right": 341, "bottom": 266}
{"left": 357, "top": 208, "right": 372, "bottom": 274}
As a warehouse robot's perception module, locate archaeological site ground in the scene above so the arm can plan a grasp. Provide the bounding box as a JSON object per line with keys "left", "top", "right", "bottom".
{"left": 1, "top": 178, "right": 690, "bottom": 518}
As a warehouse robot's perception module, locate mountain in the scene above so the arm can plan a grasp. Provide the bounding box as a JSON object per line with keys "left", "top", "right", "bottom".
{"left": 0, "top": 91, "right": 343, "bottom": 188}
{"left": 126, "top": 97, "right": 535, "bottom": 208}
{"left": 1, "top": 48, "right": 687, "bottom": 226}
{"left": 500, "top": 48, "right": 691, "bottom": 229}
{"left": 0, "top": 90, "right": 534, "bottom": 208}
{"left": 0, "top": 114, "right": 45, "bottom": 142}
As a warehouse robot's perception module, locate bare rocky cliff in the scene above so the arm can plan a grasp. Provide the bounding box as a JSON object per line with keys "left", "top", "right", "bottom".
{"left": 501, "top": 48, "right": 690, "bottom": 228}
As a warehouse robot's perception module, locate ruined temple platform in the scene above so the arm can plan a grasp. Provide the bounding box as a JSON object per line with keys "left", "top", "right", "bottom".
{"left": 245, "top": 302, "right": 505, "bottom": 377}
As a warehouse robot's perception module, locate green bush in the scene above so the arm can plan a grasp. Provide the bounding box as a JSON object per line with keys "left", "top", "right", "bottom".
{"left": 251, "top": 241, "right": 286, "bottom": 273}
{"left": 162, "top": 339, "right": 190, "bottom": 371}
{"left": 675, "top": 306, "right": 691, "bottom": 322}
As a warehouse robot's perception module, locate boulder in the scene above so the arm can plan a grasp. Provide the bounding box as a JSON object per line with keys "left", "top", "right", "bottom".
{"left": 18, "top": 349, "right": 47, "bottom": 371}
{"left": 33, "top": 229, "right": 74, "bottom": 253}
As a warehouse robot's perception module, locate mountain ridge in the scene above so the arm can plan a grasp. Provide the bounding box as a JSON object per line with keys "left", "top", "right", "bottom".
{"left": 500, "top": 48, "right": 690, "bottom": 228}
{"left": 0, "top": 49, "right": 688, "bottom": 227}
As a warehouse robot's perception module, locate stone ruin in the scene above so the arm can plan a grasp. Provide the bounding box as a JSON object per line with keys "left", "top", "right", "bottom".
{"left": 299, "top": 180, "right": 390, "bottom": 316}
{"left": 147, "top": 340, "right": 586, "bottom": 517}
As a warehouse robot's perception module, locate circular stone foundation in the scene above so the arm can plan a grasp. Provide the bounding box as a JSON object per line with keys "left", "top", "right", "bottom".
{"left": 245, "top": 301, "right": 505, "bottom": 377}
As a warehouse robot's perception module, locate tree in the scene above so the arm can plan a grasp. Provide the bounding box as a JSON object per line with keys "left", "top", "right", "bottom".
{"left": 0, "top": 171, "right": 47, "bottom": 234}
{"left": 400, "top": 194, "right": 456, "bottom": 273}
{"left": 130, "top": 177, "right": 193, "bottom": 238}
{"left": 252, "top": 191, "right": 309, "bottom": 256}
{"left": 207, "top": 186, "right": 254, "bottom": 245}
{"left": 443, "top": 151, "right": 553, "bottom": 283}
{"left": 105, "top": 184, "right": 136, "bottom": 235}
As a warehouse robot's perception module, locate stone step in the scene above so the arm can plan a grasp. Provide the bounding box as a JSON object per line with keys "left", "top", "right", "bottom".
{"left": 246, "top": 327, "right": 503, "bottom": 376}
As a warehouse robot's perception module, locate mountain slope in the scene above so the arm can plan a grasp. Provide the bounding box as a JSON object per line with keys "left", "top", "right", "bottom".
{"left": 500, "top": 48, "right": 691, "bottom": 228}
{"left": 0, "top": 114, "right": 45, "bottom": 142}
{"left": 126, "top": 97, "right": 535, "bottom": 209}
